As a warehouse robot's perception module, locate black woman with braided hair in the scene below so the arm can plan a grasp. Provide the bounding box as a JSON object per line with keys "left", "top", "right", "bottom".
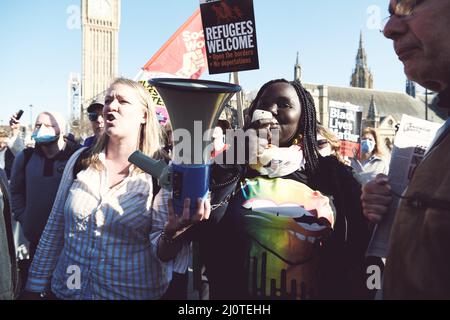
{"left": 196, "top": 79, "right": 375, "bottom": 300}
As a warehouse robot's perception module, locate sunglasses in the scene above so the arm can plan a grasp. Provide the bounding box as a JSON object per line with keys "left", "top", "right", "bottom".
{"left": 88, "top": 112, "right": 103, "bottom": 122}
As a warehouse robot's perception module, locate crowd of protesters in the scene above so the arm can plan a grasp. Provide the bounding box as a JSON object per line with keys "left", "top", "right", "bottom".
{"left": 1, "top": 0, "right": 450, "bottom": 300}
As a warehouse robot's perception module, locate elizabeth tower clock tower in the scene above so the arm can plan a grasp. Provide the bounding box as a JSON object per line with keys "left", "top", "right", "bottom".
{"left": 81, "top": 0, "right": 120, "bottom": 113}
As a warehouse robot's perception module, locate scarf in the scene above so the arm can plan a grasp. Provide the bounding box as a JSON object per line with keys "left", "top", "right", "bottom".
{"left": 250, "top": 144, "right": 305, "bottom": 178}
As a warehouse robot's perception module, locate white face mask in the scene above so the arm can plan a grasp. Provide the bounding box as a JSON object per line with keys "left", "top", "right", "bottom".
{"left": 318, "top": 145, "right": 332, "bottom": 157}
{"left": 31, "top": 126, "right": 58, "bottom": 144}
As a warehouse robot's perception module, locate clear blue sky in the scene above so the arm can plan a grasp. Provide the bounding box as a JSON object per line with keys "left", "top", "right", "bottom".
{"left": 0, "top": 0, "right": 412, "bottom": 127}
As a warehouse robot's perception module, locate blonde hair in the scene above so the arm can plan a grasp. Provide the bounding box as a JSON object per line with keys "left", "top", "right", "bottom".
{"left": 362, "top": 127, "right": 384, "bottom": 158}
{"left": 84, "top": 78, "right": 163, "bottom": 171}
{"left": 317, "top": 124, "right": 347, "bottom": 164}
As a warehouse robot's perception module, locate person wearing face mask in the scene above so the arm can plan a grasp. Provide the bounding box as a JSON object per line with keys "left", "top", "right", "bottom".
{"left": 350, "top": 127, "right": 389, "bottom": 185}
{"left": 316, "top": 134, "right": 332, "bottom": 157}
{"left": 197, "top": 79, "right": 373, "bottom": 300}
{"left": 316, "top": 124, "right": 349, "bottom": 165}
{"left": 9, "top": 111, "right": 81, "bottom": 264}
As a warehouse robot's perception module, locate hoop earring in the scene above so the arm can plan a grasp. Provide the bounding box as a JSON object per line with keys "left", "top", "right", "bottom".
{"left": 292, "top": 134, "right": 303, "bottom": 145}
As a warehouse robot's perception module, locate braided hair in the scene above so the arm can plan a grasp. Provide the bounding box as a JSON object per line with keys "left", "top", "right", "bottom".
{"left": 248, "top": 79, "right": 319, "bottom": 175}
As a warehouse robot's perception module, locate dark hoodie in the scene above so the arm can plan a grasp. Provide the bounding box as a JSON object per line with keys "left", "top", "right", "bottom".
{"left": 10, "top": 143, "right": 80, "bottom": 245}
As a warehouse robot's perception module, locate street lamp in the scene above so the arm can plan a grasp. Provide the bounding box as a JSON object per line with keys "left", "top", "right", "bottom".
{"left": 29, "top": 104, "right": 33, "bottom": 129}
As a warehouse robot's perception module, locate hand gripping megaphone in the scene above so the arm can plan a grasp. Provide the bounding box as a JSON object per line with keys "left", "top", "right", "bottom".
{"left": 129, "top": 78, "right": 241, "bottom": 215}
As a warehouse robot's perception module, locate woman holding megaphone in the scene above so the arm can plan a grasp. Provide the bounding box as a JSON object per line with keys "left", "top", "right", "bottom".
{"left": 200, "top": 79, "right": 374, "bottom": 300}
{"left": 24, "top": 78, "right": 209, "bottom": 300}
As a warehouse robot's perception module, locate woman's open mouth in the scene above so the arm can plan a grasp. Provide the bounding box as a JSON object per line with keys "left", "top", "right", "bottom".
{"left": 106, "top": 113, "right": 117, "bottom": 124}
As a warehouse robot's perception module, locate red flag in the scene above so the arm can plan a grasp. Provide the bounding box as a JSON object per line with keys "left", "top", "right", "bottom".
{"left": 138, "top": 9, "right": 207, "bottom": 80}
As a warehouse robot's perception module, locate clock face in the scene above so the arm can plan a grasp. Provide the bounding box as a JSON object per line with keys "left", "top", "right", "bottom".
{"left": 88, "top": 0, "right": 112, "bottom": 20}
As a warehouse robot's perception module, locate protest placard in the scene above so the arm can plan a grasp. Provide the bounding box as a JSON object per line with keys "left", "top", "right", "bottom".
{"left": 328, "top": 101, "right": 363, "bottom": 157}
{"left": 200, "top": 0, "right": 259, "bottom": 74}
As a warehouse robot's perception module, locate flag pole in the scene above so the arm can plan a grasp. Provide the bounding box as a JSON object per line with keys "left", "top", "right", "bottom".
{"left": 231, "top": 72, "right": 245, "bottom": 128}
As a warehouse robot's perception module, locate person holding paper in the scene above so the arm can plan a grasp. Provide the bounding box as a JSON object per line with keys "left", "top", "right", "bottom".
{"left": 362, "top": 0, "right": 450, "bottom": 299}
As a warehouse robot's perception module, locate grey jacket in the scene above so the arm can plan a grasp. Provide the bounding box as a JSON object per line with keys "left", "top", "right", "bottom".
{"left": 351, "top": 155, "right": 389, "bottom": 185}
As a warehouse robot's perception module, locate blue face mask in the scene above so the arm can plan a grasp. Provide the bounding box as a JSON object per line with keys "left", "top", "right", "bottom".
{"left": 361, "top": 139, "right": 375, "bottom": 154}
{"left": 31, "top": 127, "right": 58, "bottom": 144}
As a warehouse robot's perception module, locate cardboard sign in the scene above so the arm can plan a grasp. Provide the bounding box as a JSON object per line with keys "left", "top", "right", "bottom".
{"left": 328, "top": 101, "right": 363, "bottom": 157}
{"left": 200, "top": 0, "right": 259, "bottom": 74}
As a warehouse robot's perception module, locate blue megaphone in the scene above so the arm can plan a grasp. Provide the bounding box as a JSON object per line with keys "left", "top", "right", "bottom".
{"left": 129, "top": 78, "right": 241, "bottom": 215}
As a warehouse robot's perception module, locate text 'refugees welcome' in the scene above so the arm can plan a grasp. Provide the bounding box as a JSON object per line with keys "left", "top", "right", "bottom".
{"left": 205, "top": 21, "right": 255, "bottom": 53}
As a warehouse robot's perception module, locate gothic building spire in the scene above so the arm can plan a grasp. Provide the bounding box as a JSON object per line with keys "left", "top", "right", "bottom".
{"left": 357, "top": 31, "right": 366, "bottom": 67}
{"left": 366, "top": 95, "right": 380, "bottom": 128}
{"left": 294, "top": 52, "right": 302, "bottom": 82}
{"left": 351, "top": 31, "right": 373, "bottom": 89}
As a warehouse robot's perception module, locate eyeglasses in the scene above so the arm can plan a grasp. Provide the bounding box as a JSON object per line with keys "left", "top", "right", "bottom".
{"left": 380, "top": 0, "right": 421, "bottom": 33}
{"left": 390, "top": 0, "right": 419, "bottom": 17}
{"left": 88, "top": 112, "right": 103, "bottom": 122}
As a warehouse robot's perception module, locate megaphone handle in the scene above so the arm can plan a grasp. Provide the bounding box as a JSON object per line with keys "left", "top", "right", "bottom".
{"left": 172, "top": 163, "right": 210, "bottom": 216}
